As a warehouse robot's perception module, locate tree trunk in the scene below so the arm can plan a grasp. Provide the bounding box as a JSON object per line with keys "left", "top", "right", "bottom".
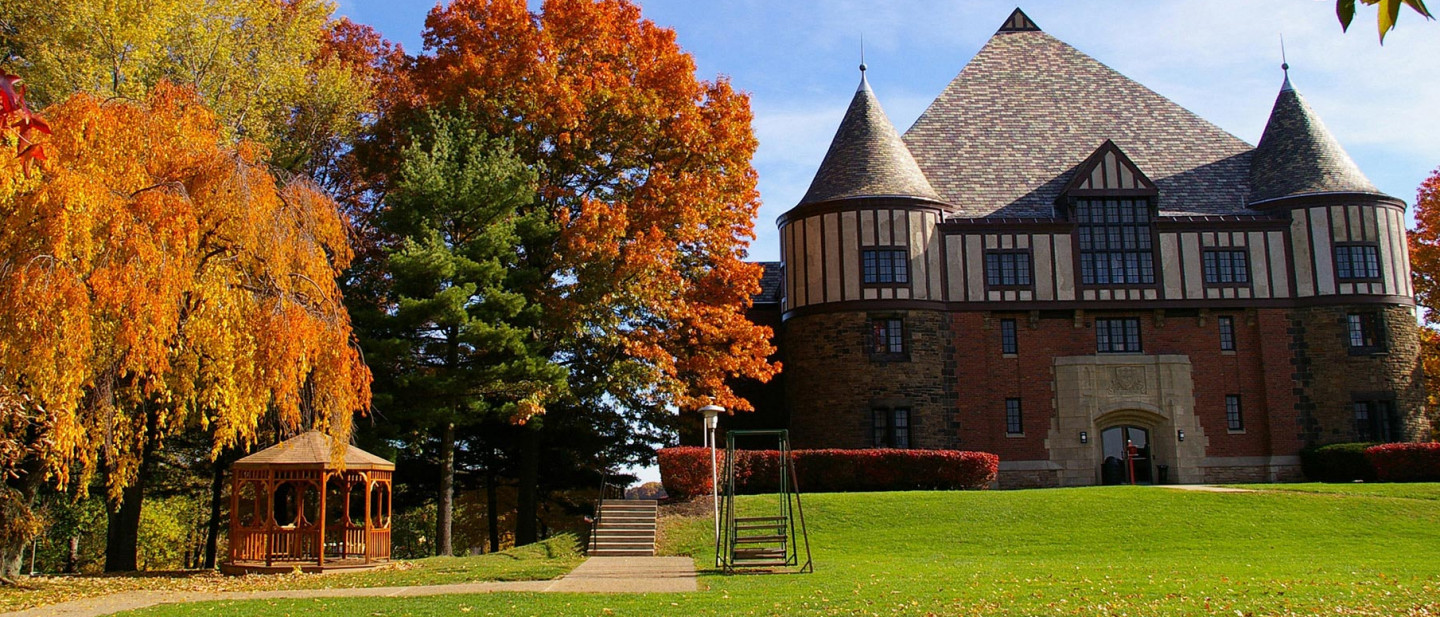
{"left": 485, "top": 449, "right": 499, "bottom": 554}
{"left": 105, "top": 478, "right": 146, "bottom": 572}
{"left": 514, "top": 426, "right": 540, "bottom": 546}
{"left": 436, "top": 422, "right": 456, "bottom": 557}
{"left": 65, "top": 536, "right": 79, "bottom": 574}
{"left": 2, "top": 461, "right": 45, "bottom": 582}
{"left": 203, "top": 457, "right": 226, "bottom": 569}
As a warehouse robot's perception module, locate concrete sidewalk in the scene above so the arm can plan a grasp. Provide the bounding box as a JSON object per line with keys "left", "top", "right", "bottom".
{"left": 1, "top": 556, "right": 698, "bottom": 617}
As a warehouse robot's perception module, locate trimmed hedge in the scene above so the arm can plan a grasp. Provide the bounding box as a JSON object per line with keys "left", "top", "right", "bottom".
{"left": 658, "top": 447, "right": 998, "bottom": 499}
{"left": 1365, "top": 442, "right": 1440, "bottom": 482}
{"left": 1299, "top": 442, "right": 1379, "bottom": 482}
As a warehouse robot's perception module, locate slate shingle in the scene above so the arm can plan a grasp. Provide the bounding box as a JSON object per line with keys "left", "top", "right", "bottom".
{"left": 1249, "top": 80, "right": 1384, "bottom": 203}
{"left": 799, "top": 73, "right": 942, "bottom": 205}
{"left": 902, "top": 29, "right": 1255, "bottom": 218}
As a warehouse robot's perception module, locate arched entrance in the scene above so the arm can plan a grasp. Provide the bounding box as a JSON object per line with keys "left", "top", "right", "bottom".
{"left": 1100, "top": 425, "right": 1151, "bottom": 484}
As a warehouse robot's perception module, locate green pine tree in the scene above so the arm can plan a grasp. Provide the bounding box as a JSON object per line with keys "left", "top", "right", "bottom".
{"left": 368, "top": 112, "right": 566, "bottom": 556}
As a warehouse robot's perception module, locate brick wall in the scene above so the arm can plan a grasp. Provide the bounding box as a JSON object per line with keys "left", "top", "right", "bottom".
{"left": 954, "top": 308, "right": 1284, "bottom": 461}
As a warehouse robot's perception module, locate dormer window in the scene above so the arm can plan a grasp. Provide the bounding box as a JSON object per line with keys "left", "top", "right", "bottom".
{"left": 1076, "top": 198, "right": 1155, "bottom": 285}
{"left": 1060, "top": 140, "right": 1160, "bottom": 287}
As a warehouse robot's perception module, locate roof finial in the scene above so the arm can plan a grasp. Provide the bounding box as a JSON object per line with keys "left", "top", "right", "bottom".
{"left": 1280, "top": 34, "right": 1292, "bottom": 91}
{"left": 859, "top": 34, "right": 867, "bottom": 73}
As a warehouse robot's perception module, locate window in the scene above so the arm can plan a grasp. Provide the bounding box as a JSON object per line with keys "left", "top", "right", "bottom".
{"left": 1005, "top": 398, "right": 1023, "bottom": 435}
{"left": 1354, "top": 400, "right": 1400, "bottom": 442}
{"left": 1096, "top": 318, "right": 1142, "bottom": 353}
{"left": 862, "top": 248, "right": 910, "bottom": 285}
{"left": 1218, "top": 316, "right": 1236, "bottom": 351}
{"left": 1075, "top": 198, "right": 1155, "bottom": 285}
{"left": 1335, "top": 244, "right": 1382, "bottom": 281}
{"left": 1202, "top": 250, "right": 1250, "bottom": 285}
{"left": 1225, "top": 395, "right": 1243, "bottom": 431}
{"left": 1000, "top": 319, "right": 1018, "bottom": 355}
{"left": 873, "top": 407, "right": 911, "bottom": 448}
{"left": 985, "top": 251, "right": 1033, "bottom": 288}
{"left": 1347, "top": 313, "right": 1384, "bottom": 353}
{"left": 871, "top": 317, "right": 905, "bottom": 357}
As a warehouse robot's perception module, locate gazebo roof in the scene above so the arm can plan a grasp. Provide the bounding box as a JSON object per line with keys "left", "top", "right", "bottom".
{"left": 233, "top": 430, "right": 394, "bottom": 470}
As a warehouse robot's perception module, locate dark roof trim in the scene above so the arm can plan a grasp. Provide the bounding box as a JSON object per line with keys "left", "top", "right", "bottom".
{"left": 1246, "top": 191, "right": 1406, "bottom": 211}
{"left": 777, "top": 196, "right": 949, "bottom": 227}
{"left": 781, "top": 295, "right": 1415, "bottom": 322}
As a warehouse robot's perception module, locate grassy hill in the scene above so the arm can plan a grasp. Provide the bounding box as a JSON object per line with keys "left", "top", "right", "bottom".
{"left": 128, "top": 484, "right": 1440, "bottom": 616}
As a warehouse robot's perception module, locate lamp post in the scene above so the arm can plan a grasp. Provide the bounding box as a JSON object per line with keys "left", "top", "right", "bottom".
{"left": 699, "top": 404, "right": 724, "bottom": 556}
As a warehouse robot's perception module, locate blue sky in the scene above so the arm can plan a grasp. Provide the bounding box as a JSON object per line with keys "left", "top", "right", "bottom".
{"left": 337, "top": 0, "right": 1440, "bottom": 267}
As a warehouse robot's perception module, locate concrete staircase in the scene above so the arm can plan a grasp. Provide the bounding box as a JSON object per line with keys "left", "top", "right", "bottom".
{"left": 588, "top": 499, "right": 657, "bottom": 556}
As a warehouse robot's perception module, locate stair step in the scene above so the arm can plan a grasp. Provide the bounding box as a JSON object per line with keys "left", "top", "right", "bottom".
{"left": 592, "top": 542, "right": 655, "bottom": 550}
{"left": 736, "top": 523, "right": 787, "bottom": 531}
{"left": 593, "top": 529, "right": 653, "bottom": 536}
{"left": 734, "top": 516, "right": 786, "bottom": 523}
{"left": 734, "top": 535, "right": 787, "bottom": 544}
{"left": 592, "top": 550, "right": 655, "bottom": 556}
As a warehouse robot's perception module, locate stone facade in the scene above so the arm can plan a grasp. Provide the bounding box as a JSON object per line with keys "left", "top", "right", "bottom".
{"left": 783, "top": 310, "right": 955, "bottom": 450}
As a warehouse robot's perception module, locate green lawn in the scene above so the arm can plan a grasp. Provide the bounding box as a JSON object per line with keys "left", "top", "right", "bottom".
{"left": 0, "top": 535, "right": 581, "bottom": 613}
{"left": 125, "top": 486, "right": 1440, "bottom": 616}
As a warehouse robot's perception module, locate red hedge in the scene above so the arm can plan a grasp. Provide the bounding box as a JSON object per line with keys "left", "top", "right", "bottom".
{"left": 1365, "top": 442, "right": 1440, "bottom": 482}
{"left": 659, "top": 447, "right": 998, "bottom": 499}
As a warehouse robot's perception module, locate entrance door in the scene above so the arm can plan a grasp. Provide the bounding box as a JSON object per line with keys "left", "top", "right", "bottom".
{"left": 1100, "top": 425, "right": 1152, "bottom": 484}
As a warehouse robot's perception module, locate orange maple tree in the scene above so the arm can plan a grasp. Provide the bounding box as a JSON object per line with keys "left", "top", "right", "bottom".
{"left": 403, "top": 0, "right": 778, "bottom": 414}
{"left": 1410, "top": 167, "right": 1440, "bottom": 437}
{"left": 0, "top": 83, "right": 372, "bottom": 500}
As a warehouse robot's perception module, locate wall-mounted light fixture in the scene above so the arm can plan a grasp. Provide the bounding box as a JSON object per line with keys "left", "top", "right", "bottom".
{"left": 1177, "top": 429, "right": 1186, "bottom": 442}
{"left": 1079, "top": 431, "right": 1089, "bottom": 444}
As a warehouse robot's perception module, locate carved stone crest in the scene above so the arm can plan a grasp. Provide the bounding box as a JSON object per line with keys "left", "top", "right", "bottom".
{"left": 1109, "top": 366, "right": 1146, "bottom": 394}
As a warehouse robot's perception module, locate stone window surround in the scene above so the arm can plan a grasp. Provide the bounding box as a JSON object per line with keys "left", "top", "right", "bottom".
{"left": 867, "top": 313, "right": 909, "bottom": 362}
{"left": 1345, "top": 312, "right": 1386, "bottom": 356}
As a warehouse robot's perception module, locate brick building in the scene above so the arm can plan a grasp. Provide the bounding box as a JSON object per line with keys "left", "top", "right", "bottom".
{"left": 744, "top": 9, "right": 1428, "bottom": 487}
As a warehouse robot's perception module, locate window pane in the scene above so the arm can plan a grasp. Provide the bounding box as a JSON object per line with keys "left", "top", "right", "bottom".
{"left": 1226, "top": 395, "right": 1243, "bottom": 430}
{"left": 893, "top": 409, "right": 910, "bottom": 449}
{"left": 873, "top": 409, "right": 887, "bottom": 447}
{"left": 1005, "top": 398, "right": 1022, "bottom": 434}
{"left": 1001, "top": 319, "right": 1017, "bottom": 354}
{"left": 1218, "top": 316, "right": 1235, "bottom": 351}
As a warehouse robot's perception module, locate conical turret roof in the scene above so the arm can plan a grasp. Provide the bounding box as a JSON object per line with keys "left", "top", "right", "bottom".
{"left": 1249, "top": 78, "right": 1384, "bottom": 204}
{"left": 798, "top": 71, "right": 942, "bottom": 206}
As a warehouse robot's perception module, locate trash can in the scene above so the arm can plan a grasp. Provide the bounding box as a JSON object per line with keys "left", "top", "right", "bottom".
{"left": 1157, "top": 464, "right": 1169, "bottom": 485}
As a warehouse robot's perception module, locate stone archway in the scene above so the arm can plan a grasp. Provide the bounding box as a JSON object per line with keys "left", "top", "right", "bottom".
{"left": 1047, "top": 354, "right": 1208, "bottom": 485}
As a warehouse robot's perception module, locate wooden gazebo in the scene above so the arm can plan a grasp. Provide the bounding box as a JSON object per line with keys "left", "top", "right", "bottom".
{"left": 222, "top": 431, "right": 395, "bottom": 574}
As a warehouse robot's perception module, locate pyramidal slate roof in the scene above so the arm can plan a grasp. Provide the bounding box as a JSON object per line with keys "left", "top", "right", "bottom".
{"left": 902, "top": 13, "right": 1255, "bottom": 218}
{"left": 798, "top": 71, "right": 943, "bottom": 205}
{"left": 1249, "top": 77, "right": 1384, "bottom": 204}
{"left": 234, "top": 430, "right": 394, "bottom": 470}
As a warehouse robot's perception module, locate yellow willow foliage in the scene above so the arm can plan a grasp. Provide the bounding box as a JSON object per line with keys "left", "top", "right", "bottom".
{"left": 0, "top": 84, "right": 371, "bottom": 498}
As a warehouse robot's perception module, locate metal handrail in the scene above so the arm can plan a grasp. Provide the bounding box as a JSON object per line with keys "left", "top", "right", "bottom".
{"left": 587, "top": 469, "right": 626, "bottom": 555}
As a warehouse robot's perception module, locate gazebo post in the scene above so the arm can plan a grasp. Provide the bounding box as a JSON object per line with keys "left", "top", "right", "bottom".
{"left": 317, "top": 473, "right": 327, "bottom": 568}
{"left": 341, "top": 476, "right": 351, "bottom": 559}
{"left": 265, "top": 472, "right": 275, "bottom": 567}
{"left": 228, "top": 471, "right": 240, "bottom": 564}
{"left": 363, "top": 474, "right": 373, "bottom": 564}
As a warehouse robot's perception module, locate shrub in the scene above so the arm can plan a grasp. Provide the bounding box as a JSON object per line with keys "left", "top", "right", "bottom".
{"left": 659, "top": 447, "right": 998, "bottom": 498}
{"left": 1300, "top": 442, "right": 1379, "bottom": 482}
{"left": 1365, "top": 442, "right": 1440, "bottom": 482}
